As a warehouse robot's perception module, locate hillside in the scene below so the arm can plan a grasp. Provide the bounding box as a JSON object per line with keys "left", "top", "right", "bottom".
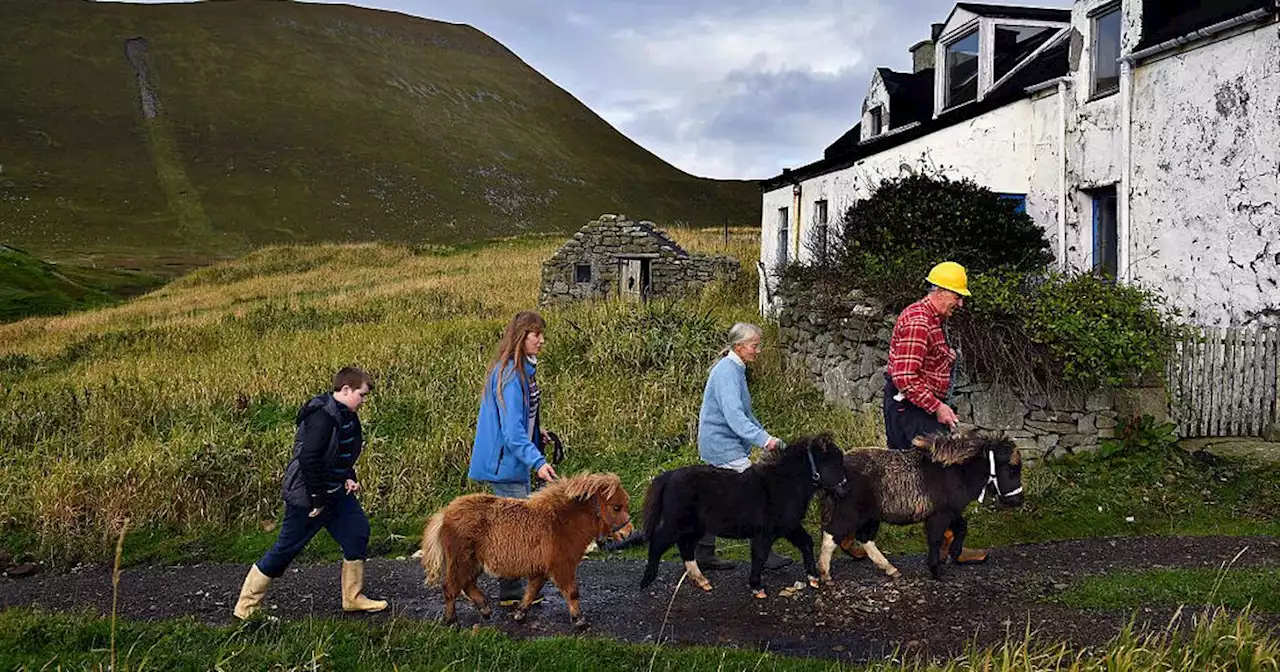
{"left": 0, "top": 245, "right": 163, "bottom": 322}
{"left": 0, "top": 0, "right": 758, "bottom": 270}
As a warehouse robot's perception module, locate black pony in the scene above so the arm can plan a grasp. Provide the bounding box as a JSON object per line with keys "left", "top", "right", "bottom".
{"left": 638, "top": 434, "right": 848, "bottom": 598}
{"left": 817, "top": 432, "right": 1024, "bottom": 581}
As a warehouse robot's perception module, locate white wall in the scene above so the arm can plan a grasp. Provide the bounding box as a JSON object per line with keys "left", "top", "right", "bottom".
{"left": 1128, "top": 25, "right": 1280, "bottom": 326}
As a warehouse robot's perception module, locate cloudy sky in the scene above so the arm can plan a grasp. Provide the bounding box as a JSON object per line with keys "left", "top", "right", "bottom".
{"left": 114, "top": 0, "right": 1065, "bottom": 179}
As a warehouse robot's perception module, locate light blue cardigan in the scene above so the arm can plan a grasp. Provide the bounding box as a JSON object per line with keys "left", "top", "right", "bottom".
{"left": 697, "top": 352, "right": 773, "bottom": 466}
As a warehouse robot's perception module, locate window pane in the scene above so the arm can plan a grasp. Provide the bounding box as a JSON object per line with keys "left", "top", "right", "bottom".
{"left": 869, "top": 107, "right": 883, "bottom": 136}
{"left": 1093, "top": 9, "right": 1122, "bottom": 94}
{"left": 946, "top": 30, "right": 980, "bottom": 107}
{"left": 993, "top": 25, "right": 1056, "bottom": 80}
{"left": 1093, "top": 188, "right": 1118, "bottom": 277}
{"left": 777, "top": 208, "right": 789, "bottom": 266}
{"left": 574, "top": 263, "right": 591, "bottom": 283}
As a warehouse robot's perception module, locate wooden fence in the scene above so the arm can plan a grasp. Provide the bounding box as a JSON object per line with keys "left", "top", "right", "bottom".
{"left": 1167, "top": 327, "right": 1279, "bottom": 438}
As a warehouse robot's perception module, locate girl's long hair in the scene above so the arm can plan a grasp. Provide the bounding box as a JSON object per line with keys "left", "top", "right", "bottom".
{"left": 485, "top": 310, "right": 546, "bottom": 407}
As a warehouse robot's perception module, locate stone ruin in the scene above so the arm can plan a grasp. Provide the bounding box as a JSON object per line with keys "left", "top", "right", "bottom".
{"left": 539, "top": 214, "right": 740, "bottom": 304}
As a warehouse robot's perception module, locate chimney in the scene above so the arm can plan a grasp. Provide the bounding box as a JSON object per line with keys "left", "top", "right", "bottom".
{"left": 909, "top": 39, "right": 935, "bottom": 73}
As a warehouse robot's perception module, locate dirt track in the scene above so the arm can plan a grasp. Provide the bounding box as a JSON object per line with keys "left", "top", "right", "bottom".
{"left": 3, "top": 535, "right": 1277, "bottom": 664}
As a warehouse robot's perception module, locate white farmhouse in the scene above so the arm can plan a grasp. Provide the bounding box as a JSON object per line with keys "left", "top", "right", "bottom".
{"left": 759, "top": 0, "right": 1280, "bottom": 327}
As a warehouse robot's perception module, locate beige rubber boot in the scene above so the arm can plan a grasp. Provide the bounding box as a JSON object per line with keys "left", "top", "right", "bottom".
{"left": 341, "top": 559, "right": 388, "bottom": 612}
{"left": 233, "top": 565, "right": 273, "bottom": 620}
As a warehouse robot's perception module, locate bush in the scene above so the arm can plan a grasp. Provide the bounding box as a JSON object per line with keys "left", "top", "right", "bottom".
{"left": 786, "top": 172, "right": 1186, "bottom": 393}
{"left": 812, "top": 173, "right": 1052, "bottom": 311}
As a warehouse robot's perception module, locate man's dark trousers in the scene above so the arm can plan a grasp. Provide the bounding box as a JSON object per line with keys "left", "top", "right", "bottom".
{"left": 883, "top": 373, "right": 949, "bottom": 451}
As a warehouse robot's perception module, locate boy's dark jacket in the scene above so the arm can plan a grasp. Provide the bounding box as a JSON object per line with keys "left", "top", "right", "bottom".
{"left": 282, "top": 393, "right": 362, "bottom": 509}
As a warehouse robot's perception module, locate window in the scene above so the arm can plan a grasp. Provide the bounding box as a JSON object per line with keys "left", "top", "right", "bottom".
{"left": 776, "top": 207, "right": 790, "bottom": 266}
{"left": 945, "top": 29, "right": 980, "bottom": 108}
{"left": 992, "top": 25, "right": 1057, "bottom": 81}
{"left": 1092, "top": 6, "right": 1122, "bottom": 96}
{"left": 868, "top": 106, "right": 884, "bottom": 137}
{"left": 998, "top": 193, "right": 1027, "bottom": 215}
{"left": 574, "top": 263, "right": 591, "bottom": 283}
{"left": 813, "top": 199, "right": 830, "bottom": 261}
{"left": 1091, "top": 186, "right": 1119, "bottom": 277}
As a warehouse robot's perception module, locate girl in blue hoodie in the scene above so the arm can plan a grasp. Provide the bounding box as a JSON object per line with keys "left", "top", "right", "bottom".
{"left": 468, "top": 310, "right": 559, "bottom": 604}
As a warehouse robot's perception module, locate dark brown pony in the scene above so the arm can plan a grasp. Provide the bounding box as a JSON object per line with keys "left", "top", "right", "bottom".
{"left": 420, "top": 472, "right": 632, "bottom": 628}
{"left": 817, "top": 432, "right": 1023, "bottom": 581}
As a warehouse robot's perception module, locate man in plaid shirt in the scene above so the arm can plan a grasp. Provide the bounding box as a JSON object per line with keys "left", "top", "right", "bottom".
{"left": 882, "top": 260, "right": 988, "bottom": 563}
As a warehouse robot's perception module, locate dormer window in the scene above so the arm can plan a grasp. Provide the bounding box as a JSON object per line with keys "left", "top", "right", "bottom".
{"left": 868, "top": 106, "right": 884, "bottom": 137}
{"left": 992, "top": 25, "right": 1057, "bottom": 80}
{"left": 944, "top": 29, "right": 979, "bottom": 108}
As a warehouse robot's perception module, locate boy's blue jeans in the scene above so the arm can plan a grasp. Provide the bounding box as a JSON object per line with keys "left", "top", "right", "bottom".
{"left": 489, "top": 479, "right": 532, "bottom": 602}
{"left": 255, "top": 492, "right": 370, "bottom": 578}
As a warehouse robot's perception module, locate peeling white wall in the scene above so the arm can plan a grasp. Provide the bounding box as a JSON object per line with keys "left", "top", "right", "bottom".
{"left": 1128, "top": 25, "right": 1280, "bottom": 327}
{"left": 862, "top": 71, "right": 892, "bottom": 136}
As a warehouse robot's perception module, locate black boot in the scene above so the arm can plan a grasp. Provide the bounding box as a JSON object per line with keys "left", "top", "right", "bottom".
{"left": 694, "top": 542, "right": 736, "bottom": 571}
{"left": 763, "top": 551, "right": 793, "bottom": 571}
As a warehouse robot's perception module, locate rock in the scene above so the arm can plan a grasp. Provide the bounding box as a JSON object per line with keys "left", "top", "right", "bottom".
{"left": 1078, "top": 414, "right": 1097, "bottom": 434}
{"left": 1086, "top": 389, "right": 1114, "bottom": 411}
{"left": 6, "top": 562, "right": 39, "bottom": 577}
{"left": 1026, "top": 420, "right": 1077, "bottom": 435}
{"left": 969, "top": 386, "right": 1027, "bottom": 430}
{"left": 1096, "top": 415, "right": 1118, "bottom": 429}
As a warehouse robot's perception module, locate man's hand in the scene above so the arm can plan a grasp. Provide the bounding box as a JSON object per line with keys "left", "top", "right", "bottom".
{"left": 537, "top": 463, "right": 558, "bottom": 482}
{"left": 344, "top": 479, "right": 360, "bottom": 494}
{"left": 935, "top": 403, "right": 959, "bottom": 429}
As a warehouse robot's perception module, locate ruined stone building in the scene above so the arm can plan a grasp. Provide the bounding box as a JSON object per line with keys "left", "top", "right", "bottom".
{"left": 759, "top": 0, "right": 1280, "bottom": 327}
{"left": 539, "top": 214, "right": 740, "bottom": 304}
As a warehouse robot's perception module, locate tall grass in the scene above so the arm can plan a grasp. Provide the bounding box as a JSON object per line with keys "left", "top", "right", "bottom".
{"left": 0, "top": 229, "right": 875, "bottom": 561}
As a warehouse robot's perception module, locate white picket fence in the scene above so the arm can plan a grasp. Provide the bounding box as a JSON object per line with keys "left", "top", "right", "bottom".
{"left": 1167, "top": 327, "right": 1280, "bottom": 438}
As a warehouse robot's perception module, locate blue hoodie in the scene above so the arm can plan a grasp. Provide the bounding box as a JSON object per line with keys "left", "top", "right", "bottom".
{"left": 468, "top": 359, "right": 547, "bottom": 483}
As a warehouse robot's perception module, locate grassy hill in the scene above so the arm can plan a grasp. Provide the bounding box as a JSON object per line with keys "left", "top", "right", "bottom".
{"left": 0, "top": 0, "right": 758, "bottom": 270}
{"left": 0, "top": 244, "right": 164, "bottom": 322}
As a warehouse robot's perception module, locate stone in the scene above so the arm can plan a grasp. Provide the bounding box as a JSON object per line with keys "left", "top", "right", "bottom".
{"left": 1025, "top": 420, "right": 1076, "bottom": 435}
{"left": 1047, "top": 390, "right": 1086, "bottom": 412}
{"left": 1038, "top": 434, "right": 1060, "bottom": 453}
{"left": 1114, "top": 386, "right": 1169, "bottom": 423}
{"left": 1096, "top": 415, "right": 1118, "bottom": 429}
{"left": 6, "top": 562, "right": 39, "bottom": 577}
{"left": 1078, "top": 414, "right": 1097, "bottom": 434}
{"left": 1059, "top": 434, "right": 1092, "bottom": 448}
{"left": 962, "top": 381, "right": 1024, "bottom": 430}
{"left": 1086, "top": 389, "right": 1114, "bottom": 412}
{"left": 1029, "top": 410, "right": 1070, "bottom": 422}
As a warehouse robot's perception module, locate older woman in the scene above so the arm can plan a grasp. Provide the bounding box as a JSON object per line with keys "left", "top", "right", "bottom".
{"left": 694, "top": 322, "right": 792, "bottom": 571}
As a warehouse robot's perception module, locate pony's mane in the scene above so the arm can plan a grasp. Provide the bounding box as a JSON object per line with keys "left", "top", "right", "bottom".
{"left": 912, "top": 433, "right": 1018, "bottom": 466}
{"left": 756, "top": 433, "right": 836, "bottom": 467}
{"left": 528, "top": 471, "right": 623, "bottom": 504}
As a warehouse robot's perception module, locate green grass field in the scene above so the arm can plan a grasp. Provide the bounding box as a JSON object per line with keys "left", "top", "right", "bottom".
{"left": 0, "top": 0, "right": 757, "bottom": 271}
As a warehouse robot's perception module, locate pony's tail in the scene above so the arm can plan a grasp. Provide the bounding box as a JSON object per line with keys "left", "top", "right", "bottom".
{"left": 420, "top": 511, "right": 446, "bottom": 586}
{"left": 641, "top": 472, "right": 670, "bottom": 539}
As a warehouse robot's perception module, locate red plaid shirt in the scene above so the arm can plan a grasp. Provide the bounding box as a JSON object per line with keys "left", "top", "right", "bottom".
{"left": 887, "top": 298, "right": 956, "bottom": 414}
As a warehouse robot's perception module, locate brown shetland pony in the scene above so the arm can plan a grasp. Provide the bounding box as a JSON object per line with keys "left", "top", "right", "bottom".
{"left": 420, "top": 472, "right": 633, "bottom": 628}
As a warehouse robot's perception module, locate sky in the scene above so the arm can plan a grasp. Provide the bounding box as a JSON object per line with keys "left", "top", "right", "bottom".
{"left": 107, "top": 0, "right": 1066, "bottom": 180}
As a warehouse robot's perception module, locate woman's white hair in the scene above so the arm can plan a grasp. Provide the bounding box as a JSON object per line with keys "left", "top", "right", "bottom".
{"left": 719, "top": 322, "right": 763, "bottom": 358}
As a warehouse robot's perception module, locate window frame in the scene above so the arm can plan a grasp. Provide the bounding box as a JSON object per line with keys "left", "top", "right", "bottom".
{"left": 776, "top": 207, "right": 790, "bottom": 267}
{"left": 1089, "top": 3, "right": 1123, "bottom": 99}
{"left": 813, "top": 199, "right": 830, "bottom": 261}
{"left": 867, "top": 106, "right": 884, "bottom": 137}
{"left": 574, "top": 262, "right": 591, "bottom": 284}
{"left": 1090, "top": 186, "right": 1119, "bottom": 278}
{"left": 942, "top": 26, "right": 981, "bottom": 111}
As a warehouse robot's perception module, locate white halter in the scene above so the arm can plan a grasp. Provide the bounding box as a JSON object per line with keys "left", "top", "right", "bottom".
{"left": 978, "top": 449, "right": 1022, "bottom": 503}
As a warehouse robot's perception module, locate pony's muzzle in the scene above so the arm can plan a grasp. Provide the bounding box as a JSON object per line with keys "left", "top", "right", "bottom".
{"left": 610, "top": 520, "right": 635, "bottom": 541}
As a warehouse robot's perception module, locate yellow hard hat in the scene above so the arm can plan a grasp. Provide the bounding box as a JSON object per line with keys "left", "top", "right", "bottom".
{"left": 926, "top": 261, "right": 971, "bottom": 296}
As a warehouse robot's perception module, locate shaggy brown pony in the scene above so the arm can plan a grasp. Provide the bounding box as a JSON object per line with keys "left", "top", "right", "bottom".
{"left": 420, "top": 472, "right": 632, "bottom": 628}
{"left": 816, "top": 432, "right": 1023, "bottom": 581}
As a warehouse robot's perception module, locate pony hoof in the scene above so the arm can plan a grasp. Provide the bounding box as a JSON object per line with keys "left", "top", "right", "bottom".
{"left": 572, "top": 616, "right": 589, "bottom": 630}
{"left": 808, "top": 576, "right": 820, "bottom": 589}
{"left": 752, "top": 589, "right": 767, "bottom": 600}
{"left": 819, "top": 573, "right": 832, "bottom": 584}
{"left": 512, "top": 610, "right": 527, "bottom": 623}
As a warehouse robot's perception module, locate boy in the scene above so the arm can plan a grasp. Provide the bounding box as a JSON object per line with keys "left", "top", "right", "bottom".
{"left": 233, "top": 366, "right": 387, "bottom": 619}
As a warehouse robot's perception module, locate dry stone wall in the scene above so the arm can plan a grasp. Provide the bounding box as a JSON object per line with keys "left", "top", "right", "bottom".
{"left": 777, "top": 280, "right": 1165, "bottom": 462}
